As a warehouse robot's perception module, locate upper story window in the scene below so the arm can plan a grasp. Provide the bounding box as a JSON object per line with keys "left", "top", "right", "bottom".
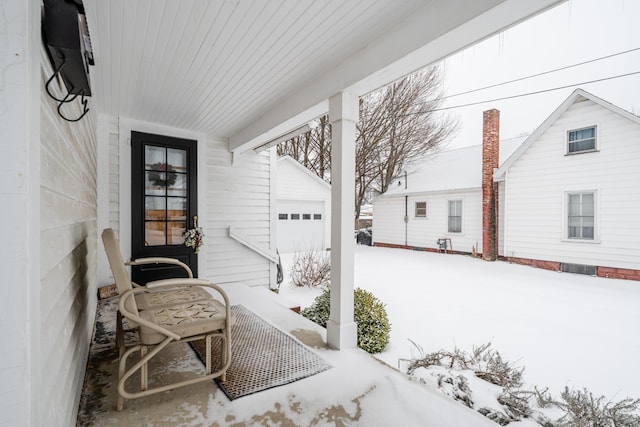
{"left": 448, "top": 200, "right": 462, "bottom": 233}
{"left": 567, "top": 126, "right": 596, "bottom": 154}
{"left": 415, "top": 201, "right": 427, "bottom": 218}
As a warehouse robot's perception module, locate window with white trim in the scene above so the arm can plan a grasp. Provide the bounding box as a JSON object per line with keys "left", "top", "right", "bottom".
{"left": 302, "top": 214, "right": 311, "bottom": 220}
{"left": 278, "top": 213, "right": 288, "bottom": 220}
{"left": 313, "top": 214, "right": 322, "bottom": 220}
{"left": 415, "top": 201, "right": 427, "bottom": 218}
{"left": 291, "top": 213, "right": 300, "bottom": 220}
{"left": 567, "top": 192, "right": 594, "bottom": 240}
{"left": 567, "top": 126, "right": 596, "bottom": 154}
{"left": 448, "top": 200, "right": 462, "bottom": 233}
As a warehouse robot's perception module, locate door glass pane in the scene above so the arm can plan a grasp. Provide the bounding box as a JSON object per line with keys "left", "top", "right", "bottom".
{"left": 145, "top": 222, "right": 166, "bottom": 246}
{"left": 145, "top": 171, "right": 167, "bottom": 195}
{"left": 145, "top": 146, "right": 165, "bottom": 168}
{"left": 167, "top": 148, "right": 187, "bottom": 171}
{"left": 167, "top": 172, "right": 187, "bottom": 197}
{"left": 167, "top": 198, "right": 187, "bottom": 220}
{"left": 168, "top": 221, "right": 186, "bottom": 245}
{"left": 145, "top": 197, "right": 166, "bottom": 220}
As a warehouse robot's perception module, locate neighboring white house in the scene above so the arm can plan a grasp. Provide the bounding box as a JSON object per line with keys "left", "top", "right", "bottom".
{"left": 494, "top": 88, "right": 640, "bottom": 280}
{"left": 374, "top": 89, "right": 640, "bottom": 282}
{"left": 276, "top": 156, "right": 331, "bottom": 252}
{"left": 373, "top": 110, "right": 525, "bottom": 255}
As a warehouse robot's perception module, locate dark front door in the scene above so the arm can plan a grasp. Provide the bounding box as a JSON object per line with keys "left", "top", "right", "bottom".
{"left": 131, "top": 131, "right": 198, "bottom": 285}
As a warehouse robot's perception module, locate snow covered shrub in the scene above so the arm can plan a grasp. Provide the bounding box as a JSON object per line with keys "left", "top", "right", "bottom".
{"left": 406, "top": 342, "right": 524, "bottom": 389}
{"left": 301, "top": 287, "right": 391, "bottom": 353}
{"left": 556, "top": 387, "right": 640, "bottom": 427}
{"left": 289, "top": 249, "right": 330, "bottom": 288}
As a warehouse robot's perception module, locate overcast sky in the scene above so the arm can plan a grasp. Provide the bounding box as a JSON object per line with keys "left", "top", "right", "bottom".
{"left": 439, "top": 0, "right": 640, "bottom": 148}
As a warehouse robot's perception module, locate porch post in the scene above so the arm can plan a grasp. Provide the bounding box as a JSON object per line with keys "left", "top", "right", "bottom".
{"left": 326, "top": 91, "right": 358, "bottom": 350}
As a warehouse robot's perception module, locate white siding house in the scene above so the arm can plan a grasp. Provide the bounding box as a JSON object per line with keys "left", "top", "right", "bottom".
{"left": 1, "top": 1, "right": 563, "bottom": 425}
{"left": 494, "top": 89, "right": 640, "bottom": 280}
{"left": 276, "top": 156, "right": 331, "bottom": 253}
{"left": 373, "top": 135, "right": 524, "bottom": 254}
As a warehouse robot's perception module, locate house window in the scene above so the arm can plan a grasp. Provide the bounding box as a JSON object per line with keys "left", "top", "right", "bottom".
{"left": 448, "top": 200, "right": 462, "bottom": 233}
{"left": 278, "top": 213, "right": 288, "bottom": 220}
{"left": 567, "top": 192, "right": 594, "bottom": 240}
{"left": 291, "top": 213, "right": 300, "bottom": 220}
{"left": 302, "top": 214, "right": 311, "bottom": 220}
{"left": 567, "top": 126, "right": 596, "bottom": 154}
{"left": 313, "top": 214, "right": 322, "bottom": 220}
{"left": 415, "top": 202, "right": 427, "bottom": 218}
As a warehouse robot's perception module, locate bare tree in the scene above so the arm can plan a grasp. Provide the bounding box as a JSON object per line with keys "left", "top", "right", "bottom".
{"left": 277, "top": 66, "right": 458, "bottom": 219}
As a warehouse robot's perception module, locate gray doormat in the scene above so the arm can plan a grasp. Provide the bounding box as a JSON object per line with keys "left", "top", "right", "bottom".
{"left": 191, "top": 305, "right": 331, "bottom": 400}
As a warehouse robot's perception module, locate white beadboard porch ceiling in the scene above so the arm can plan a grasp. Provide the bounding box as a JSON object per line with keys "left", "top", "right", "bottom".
{"left": 83, "top": 0, "right": 563, "bottom": 151}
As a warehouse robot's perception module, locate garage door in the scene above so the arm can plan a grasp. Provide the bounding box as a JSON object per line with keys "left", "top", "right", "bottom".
{"left": 277, "top": 199, "right": 325, "bottom": 253}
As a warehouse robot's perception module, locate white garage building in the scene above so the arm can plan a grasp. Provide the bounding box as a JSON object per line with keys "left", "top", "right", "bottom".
{"left": 276, "top": 156, "right": 331, "bottom": 253}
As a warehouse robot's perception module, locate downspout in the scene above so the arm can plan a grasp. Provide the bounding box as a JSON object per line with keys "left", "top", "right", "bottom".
{"left": 404, "top": 195, "right": 408, "bottom": 246}
{"left": 403, "top": 171, "right": 408, "bottom": 246}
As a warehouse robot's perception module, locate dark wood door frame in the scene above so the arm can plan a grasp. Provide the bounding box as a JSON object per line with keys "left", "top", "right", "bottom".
{"left": 131, "top": 131, "right": 198, "bottom": 285}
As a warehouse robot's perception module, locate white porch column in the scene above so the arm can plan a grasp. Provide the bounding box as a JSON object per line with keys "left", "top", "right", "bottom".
{"left": 326, "top": 91, "right": 358, "bottom": 350}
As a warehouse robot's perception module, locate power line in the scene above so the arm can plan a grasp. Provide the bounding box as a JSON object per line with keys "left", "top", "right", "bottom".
{"left": 426, "top": 71, "right": 640, "bottom": 113}
{"left": 443, "top": 47, "right": 640, "bottom": 100}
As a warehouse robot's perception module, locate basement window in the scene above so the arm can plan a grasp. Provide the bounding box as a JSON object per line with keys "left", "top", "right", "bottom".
{"left": 415, "top": 201, "right": 427, "bottom": 218}
{"left": 567, "top": 126, "right": 596, "bottom": 154}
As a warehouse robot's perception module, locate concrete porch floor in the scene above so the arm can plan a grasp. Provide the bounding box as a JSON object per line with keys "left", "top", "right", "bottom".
{"left": 77, "top": 284, "right": 494, "bottom": 426}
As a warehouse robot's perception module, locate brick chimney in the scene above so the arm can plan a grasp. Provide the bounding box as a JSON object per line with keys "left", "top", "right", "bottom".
{"left": 482, "top": 109, "right": 499, "bottom": 261}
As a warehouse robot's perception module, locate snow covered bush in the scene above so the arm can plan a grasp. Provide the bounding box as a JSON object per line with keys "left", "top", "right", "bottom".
{"left": 556, "top": 387, "right": 640, "bottom": 427}
{"left": 301, "top": 287, "right": 391, "bottom": 353}
{"left": 289, "top": 249, "right": 330, "bottom": 288}
{"left": 404, "top": 341, "right": 640, "bottom": 426}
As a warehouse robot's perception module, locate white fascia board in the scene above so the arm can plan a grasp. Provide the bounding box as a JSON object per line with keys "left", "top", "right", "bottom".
{"left": 229, "top": 0, "right": 565, "bottom": 152}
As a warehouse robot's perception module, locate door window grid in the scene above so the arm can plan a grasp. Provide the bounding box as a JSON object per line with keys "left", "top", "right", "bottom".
{"left": 144, "top": 145, "right": 188, "bottom": 246}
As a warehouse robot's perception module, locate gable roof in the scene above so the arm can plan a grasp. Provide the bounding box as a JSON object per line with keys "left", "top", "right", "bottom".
{"left": 276, "top": 155, "right": 331, "bottom": 192}
{"left": 494, "top": 88, "right": 640, "bottom": 181}
{"left": 382, "top": 136, "right": 526, "bottom": 197}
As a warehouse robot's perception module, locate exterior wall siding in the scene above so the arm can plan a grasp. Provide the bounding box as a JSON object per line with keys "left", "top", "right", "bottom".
{"left": 276, "top": 158, "right": 331, "bottom": 250}
{"left": 39, "top": 48, "right": 98, "bottom": 426}
{"left": 503, "top": 98, "right": 640, "bottom": 271}
{"left": 373, "top": 189, "right": 483, "bottom": 254}
{"left": 206, "top": 144, "right": 273, "bottom": 287}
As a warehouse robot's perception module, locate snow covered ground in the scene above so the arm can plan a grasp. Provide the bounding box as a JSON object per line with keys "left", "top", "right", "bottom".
{"left": 278, "top": 245, "right": 640, "bottom": 402}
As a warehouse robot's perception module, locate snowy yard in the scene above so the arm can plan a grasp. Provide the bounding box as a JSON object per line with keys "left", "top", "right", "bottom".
{"left": 279, "top": 245, "right": 640, "bottom": 402}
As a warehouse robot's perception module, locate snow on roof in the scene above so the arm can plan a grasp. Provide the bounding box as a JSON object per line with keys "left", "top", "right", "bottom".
{"left": 382, "top": 136, "right": 527, "bottom": 196}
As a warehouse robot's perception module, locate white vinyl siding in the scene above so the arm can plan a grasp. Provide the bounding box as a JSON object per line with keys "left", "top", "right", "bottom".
{"left": 206, "top": 145, "right": 273, "bottom": 287}
{"left": 373, "top": 190, "right": 481, "bottom": 253}
{"left": 39, "top": 48, "right": 98, "bottom": 426}
{"left": 503, "top": 98, "right": 640, "bottom": 269}
{"left": 276, "top": 157, "right": 331, "bottom": 251}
